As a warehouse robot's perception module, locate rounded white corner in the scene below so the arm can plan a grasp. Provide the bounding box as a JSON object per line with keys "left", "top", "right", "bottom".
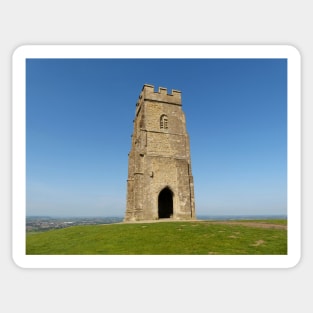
{"left": 11, "top": 253, "right": 27, "bottom": 270}
{"left": 284, "top": 252, "right": 302, "bottom": 269}
{"left": 285, "top": 44, "right": 301, "bottom": 60}
{"left": 12, "top": 45, "right": 30, "bottom": 60}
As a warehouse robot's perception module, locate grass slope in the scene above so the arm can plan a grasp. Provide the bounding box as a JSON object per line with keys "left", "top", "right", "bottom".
{"left": 26, "top": 220, "right": 287, "bottom": 255}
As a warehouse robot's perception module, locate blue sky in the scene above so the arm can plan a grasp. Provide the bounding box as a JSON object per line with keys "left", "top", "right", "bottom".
{"left": 26, "top": 58, "right": 287, "bottom": 217}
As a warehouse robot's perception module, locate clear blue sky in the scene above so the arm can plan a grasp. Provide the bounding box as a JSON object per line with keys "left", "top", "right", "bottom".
{"left": 26, "top": 58, "right": 287, "bottom": 217}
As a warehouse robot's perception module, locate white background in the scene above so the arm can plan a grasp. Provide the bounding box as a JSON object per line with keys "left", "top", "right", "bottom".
{"left": 1, "top": 1, "right": 311, "bottom": 312}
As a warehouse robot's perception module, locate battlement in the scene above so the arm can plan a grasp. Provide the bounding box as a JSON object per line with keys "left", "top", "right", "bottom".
{"left": 139, "top": 84, "right": 182, "bottom": 105}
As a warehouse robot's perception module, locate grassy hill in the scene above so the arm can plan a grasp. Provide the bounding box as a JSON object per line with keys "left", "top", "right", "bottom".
{"left": 26, "top": 219, "right": 287, "bottom": 255}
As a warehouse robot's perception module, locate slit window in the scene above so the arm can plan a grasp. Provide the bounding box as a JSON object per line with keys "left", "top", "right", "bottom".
{"left": 160, "top": 115, "right": 168, "bottom": 129}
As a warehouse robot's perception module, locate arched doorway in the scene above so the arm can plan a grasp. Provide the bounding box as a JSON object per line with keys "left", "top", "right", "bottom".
{"left": 158, "top": 187, "right": 173, "bottom": 218}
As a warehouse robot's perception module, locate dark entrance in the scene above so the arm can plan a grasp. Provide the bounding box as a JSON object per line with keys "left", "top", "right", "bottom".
{"left": 158, "top": 188, "right": 173, "bottom": 218}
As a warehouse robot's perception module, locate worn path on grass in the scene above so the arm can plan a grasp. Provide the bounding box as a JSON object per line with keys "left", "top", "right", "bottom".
{"left": 200, "top": 221, "right": 287, "bottom": 230}
{"left": 122, "top": 219, "right": 287, "bottom": 230}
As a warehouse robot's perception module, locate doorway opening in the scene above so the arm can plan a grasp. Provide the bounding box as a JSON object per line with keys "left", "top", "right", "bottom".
{"left": 158, "top": 187, "right": 173, "bottom": 218}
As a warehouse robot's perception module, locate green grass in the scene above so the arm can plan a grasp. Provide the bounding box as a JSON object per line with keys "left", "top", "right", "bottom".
{"left": 26, "top": 220, "right": 287, "bottom": 255}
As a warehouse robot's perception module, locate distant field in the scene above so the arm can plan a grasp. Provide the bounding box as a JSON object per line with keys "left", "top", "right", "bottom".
{"left": 26, "top": 219, "right": 287, "bottom": 255}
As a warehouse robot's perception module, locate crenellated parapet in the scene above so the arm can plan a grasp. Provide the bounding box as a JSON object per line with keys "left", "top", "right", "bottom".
{"left": 137, "top": 84, "right": 182, "bottom": 106}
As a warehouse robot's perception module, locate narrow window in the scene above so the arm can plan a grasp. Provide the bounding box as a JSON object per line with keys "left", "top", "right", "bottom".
{"left": 164, "top": 117, "right": 168, "bottom": 129}
{"left": 160, "top": 115, "right": 168, "bottom": 130}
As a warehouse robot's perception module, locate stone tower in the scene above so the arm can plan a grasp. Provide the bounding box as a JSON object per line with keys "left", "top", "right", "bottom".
{"left": 124, "top": 84, "right": 195, "bottom": 222}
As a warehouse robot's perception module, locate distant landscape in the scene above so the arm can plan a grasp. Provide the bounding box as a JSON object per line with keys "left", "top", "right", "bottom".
{"left": 26, "top": 216, "right": 123, "bottom": 232}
